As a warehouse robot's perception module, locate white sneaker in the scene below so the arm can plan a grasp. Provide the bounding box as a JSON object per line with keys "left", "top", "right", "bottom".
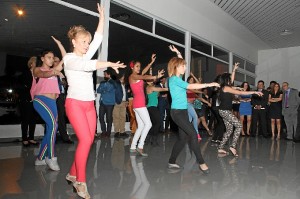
{"left": 45, "top": 157, "right": 60, "bottom": 171}
{"left": 168, "top": 163, "right": 181, "bottom": 169}
{"left": 35, "top": 158, "right": 46, "bottom": 166}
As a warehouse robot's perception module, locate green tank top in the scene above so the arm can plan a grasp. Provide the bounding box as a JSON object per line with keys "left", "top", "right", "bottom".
{"left": 147, "top": 91, "right": 158, "bottom": 107}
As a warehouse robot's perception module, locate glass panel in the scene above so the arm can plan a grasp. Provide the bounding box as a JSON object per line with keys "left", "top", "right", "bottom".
{"left": 191, "top": 37, "right": 211, "bottom": 55}
{"left": 108, "top": 21, "right": 185, "bottom": 78}
{"left": 246, "top": 75, "right": 256, "bottom": 86}
{"left": 233, "top": 55, "right": 245, "bottom": 69}
{"left": 213, "top": 47, "right": 229, "bottom": 62}
{"left": 155, "top": 21, "right": 185, "bottom": 44}
{"left": 110, "top": 2, "right": 153, "bottom": 32}
{"left": 190, "top": 51, "right": 229, "bottom": 83}
{"left": 234, "top": 71, "right": 245, "bottom": 83}
{"left": 245, "top": 61, "right": 256, "bottom": 73}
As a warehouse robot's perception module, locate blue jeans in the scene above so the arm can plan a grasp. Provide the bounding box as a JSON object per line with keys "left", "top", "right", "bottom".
{"left": 188, "top": 103, "right": 199, "bottom": 134}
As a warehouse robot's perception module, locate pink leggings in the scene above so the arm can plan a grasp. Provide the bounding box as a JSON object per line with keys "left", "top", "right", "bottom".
{"left": 65, "top": 98, "right": 96, "bottom": 182}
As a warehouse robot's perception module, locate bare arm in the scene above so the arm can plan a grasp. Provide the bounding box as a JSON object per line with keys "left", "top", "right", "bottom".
{"left": 223, "top": 86, "right": 263, "bottom": 96}
{"left": 33, "top": 67, "right": 62, "bottom": 78}
{"left": 141, "top": 54, "right": 156, "bottom": 75}
{"left": 231, "top": 62, "right": 239, "bottom": 84}
{"left": 169, "top": 45, "right": 183, "bottom": 59}
{"left": 131, "top": 69, "right": 164, "bottom": 81}
{"left": 187, "top": 82, "right": 219, "bottom": 90}
{"left": 95, "top": 61, "right": 125, "bottom": 74}
{"left": 96, "top": 3, "right": 104, "bottom": 35}
{"left": 51, "top": 36, "right": 67, "bottom": 57}
{"left": 190, "top": 72, "right": 200, "bottom": 83}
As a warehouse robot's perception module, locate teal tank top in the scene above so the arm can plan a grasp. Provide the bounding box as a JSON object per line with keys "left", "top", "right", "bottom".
{"left": 147, "top": 91, "right": 158, "bottom": 107}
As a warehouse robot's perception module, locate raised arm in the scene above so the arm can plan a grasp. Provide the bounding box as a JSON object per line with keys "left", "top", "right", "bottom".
{"left": 96, "top": 3, "right": 104, "bottom": 35}
{"left": 231, "top": 62, "right": 239, "bottom": 84}
{"left": 51, "top": 36, "right": 67, "bottom": 57}
{"left": 169, "top": 45, "right": 183, "bottom": 59}
{"left": 141, "top": 54, "right": 156, "bottom": 75}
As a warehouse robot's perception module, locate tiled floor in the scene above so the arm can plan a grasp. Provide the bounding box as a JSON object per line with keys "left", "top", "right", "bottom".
{"left": 0, "top": 133, "right": 300, "bottom": 199}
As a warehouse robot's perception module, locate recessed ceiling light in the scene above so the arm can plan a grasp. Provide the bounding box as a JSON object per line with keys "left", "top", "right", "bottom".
{"left": 17, "top": 9, "right": 24, "bottom": 16}
{"left": 4, "top": 18, "right": 8, "bottom": 21}
{"left": 280, "top": 29, "right": 293, "bottom": 36}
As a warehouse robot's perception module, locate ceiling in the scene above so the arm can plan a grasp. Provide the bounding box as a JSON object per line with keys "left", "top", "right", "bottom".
{"left": 0, "top": 0, "right": 300, "bottom": 58}
{"left": 209, "top": 0, "right": 300, "bottom": 49}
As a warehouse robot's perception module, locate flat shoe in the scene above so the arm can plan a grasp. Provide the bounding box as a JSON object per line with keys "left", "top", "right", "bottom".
{"left": 218, "top": 149, "right": 229, "bottom": 155}
{"left": 229, "top": 147, "right": 238, "bottom": 157}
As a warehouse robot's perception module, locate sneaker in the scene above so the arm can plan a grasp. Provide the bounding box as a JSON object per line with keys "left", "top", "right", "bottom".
{"left": 35, "top": 158, "right": 47, "bottom": 166}
{"left": 45, "top": 157, "right": 60, "bottom": 171}
{"left": 168, "top": 163, "right": 181, "bottom": 169}
{"left": 197, "top": 134, "right": 202, "bottom": 141}
{"left": 120, "top": 133, "right": 129, "bottom": 138}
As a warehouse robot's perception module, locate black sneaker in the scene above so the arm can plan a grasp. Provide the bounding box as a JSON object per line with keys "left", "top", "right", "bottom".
{"left": 114, "top": 132, "right": 120, "bottom": 138}
{"left": 120, "top": 132, "right": 129, "bottom": 138}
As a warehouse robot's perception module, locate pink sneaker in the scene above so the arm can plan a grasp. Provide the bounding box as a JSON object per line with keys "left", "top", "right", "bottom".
{"left": 197, "top": 134, "right": 202, "bottom": 141}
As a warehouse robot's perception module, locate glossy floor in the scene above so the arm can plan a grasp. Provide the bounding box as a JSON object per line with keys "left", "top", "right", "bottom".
{"left": 0, "top": 134, "right": 300, "bottom": 199}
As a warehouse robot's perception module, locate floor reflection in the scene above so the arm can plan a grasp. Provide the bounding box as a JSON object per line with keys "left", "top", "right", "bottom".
{"left": 0, "top": 134, "right": 300, "bottom": 199}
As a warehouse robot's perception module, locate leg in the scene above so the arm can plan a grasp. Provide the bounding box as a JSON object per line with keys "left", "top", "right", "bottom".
{"left": 99, "top": 103, "right": 107, "bottom": 133}
{"left": 271, "top": 119, "right": 275, "bottom": 138}
{"left": 169, "top": 109, "right": 205, "bottom": 165}
{"left": 187, "top": 103, "right": 199, "bottom": 134}
{"left": 218, "top": 110, "right": 234, "bottom": 150}
{"left": 56, "top": 94, "right": 69, "bottom": 141}
{"left": 240, "top": 115, "right": 245, "bottom": 135}
{"left": 134, "top": 108, "right": 152, "bottom": 149}
{"left": 246, "top": 115, "right": 251, "bottom": 136}
{"left": 113, "top": 104, "right": 121, "bottom": 133}
{"left": 33, "top": 96, "right": 58, "bottom": 159}
{"left": 106, "top": 105, "right": 114, "bottom": 134}
{"left": 66, "top": 99, "right": 96, "bottom": 182}
{"left": 276, "top": 119, "right": 281, "bottom": 139}
{"left": 119, "top": 102, "right": 127, "bottom": 133}
{"left": 251, "top": 109, "right": 258, "bottom": 137}
{"left": 259, "top": 110, "right": 268, "bottom": 137}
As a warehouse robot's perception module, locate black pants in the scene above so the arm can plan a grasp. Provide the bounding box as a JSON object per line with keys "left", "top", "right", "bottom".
{"left": 169, "top": 109, "right": 205, "bottom": 164}
{"left": 211, "top": 107, "right": 225, "bottom": 141}
{"left": 20, "top": 101, "right": 36, "bottom": 141}
{"left": 99, "top": 103, "right": 114, "bottom": 133}
{"left": 56, "top": 93, "right": 69, "bottom": 141}
{"left": 147, "top": 107, "right": 160, "bottom": 136}
{"left": 251, "top": 108, "right": 268, "bottom": 137}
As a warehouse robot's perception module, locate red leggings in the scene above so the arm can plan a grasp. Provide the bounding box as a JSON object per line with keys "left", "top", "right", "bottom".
{"left": 65, "top": 98, "right": 96, "bottom": 182}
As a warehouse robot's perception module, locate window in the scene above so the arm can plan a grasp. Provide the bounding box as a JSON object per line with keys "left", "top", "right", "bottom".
{"left": 246, "top": 75, "right": 256, "bottom": 86}
{"left": 234, "top": 71, "right": 245, "bottom": 83}
{"left": 191, "top": 37, "right": 211, "bottom": 55}
{"left": 233, "top": 55, "right": 245, "bottom": 69}
{"left": 110, "top": 2, "right": 153, "bottom": 32}
{"left": 190, "top": 51, "right": 228, "bottom": 83}
{"left": 245, "top": 61, "right": 256, "bottom": 73}
{"left": 213, "top": 47, "right": 229, "bottom": 62}
{"left": 155, "top": 21, "right": 185, "bottom": 44}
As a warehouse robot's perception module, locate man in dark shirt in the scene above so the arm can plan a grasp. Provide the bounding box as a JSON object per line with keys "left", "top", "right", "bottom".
{"left": 251, "top": 80, "right": 270, "bottom": 137}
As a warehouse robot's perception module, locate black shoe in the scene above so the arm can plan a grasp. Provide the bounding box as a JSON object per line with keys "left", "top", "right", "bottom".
{"left": 114, "top": 132, "right": 120, "bottom": 138}
{"left": 199, "top": 164, "right": 210, "bottom": 174}
{"left": 63, "top": 139, "right": 74, "bottom": 144}
{"left": 120, "top": 133, "right": 129, "bottom": 138}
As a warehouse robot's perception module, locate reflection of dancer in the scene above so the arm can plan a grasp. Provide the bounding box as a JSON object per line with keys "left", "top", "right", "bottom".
{"left": 130, "top": 156, "right": 150, "bottom": 199}
{"left": 167, "top": 45, "right": 218, "bottom": 173}
{"left": 62, "top": 4, "right": 125, "bottom": 198}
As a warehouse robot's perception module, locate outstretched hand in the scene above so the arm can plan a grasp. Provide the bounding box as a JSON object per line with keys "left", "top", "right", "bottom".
{"left": 254, "top": 91, "right": 263, "bottom": 96}
{"left": 110, "top": 61, "right": 126, "bottom": 74}
{"left": 158, "top": 69, "right": 165, "bottom": 78}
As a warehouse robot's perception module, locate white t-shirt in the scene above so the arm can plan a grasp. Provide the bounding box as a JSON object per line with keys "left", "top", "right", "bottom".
{"left": 64, "top": 33, "right": 103, "bottom": 101}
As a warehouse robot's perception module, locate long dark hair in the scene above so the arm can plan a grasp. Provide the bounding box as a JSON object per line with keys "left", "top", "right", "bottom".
{"left": 241, "top": 81, "right": 250, "bottom": 91}
{"left": 219, "top": 73, "right": 232, "bottom": 89}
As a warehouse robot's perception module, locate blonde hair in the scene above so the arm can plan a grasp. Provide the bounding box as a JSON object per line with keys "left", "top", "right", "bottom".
{"left": 27, "top": 56, "right": 37, "bottom": 69}
{"left": 167, "top": 57, "right": 186, "bottom": 77}
{"left": 67, "top": 25, "right": 92, "bottom": 51}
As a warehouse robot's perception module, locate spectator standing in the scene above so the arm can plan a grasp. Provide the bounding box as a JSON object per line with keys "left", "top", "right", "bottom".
{"left": 269, "top": 83, "right": 282, "bottom": 139}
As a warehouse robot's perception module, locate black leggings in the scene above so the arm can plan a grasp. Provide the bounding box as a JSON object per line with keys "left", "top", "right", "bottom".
{"left": 169, "top": 109, "right": 205, "bottom": 164}
{"left": 147, "top": 106, "right": 160, "bottom": 136}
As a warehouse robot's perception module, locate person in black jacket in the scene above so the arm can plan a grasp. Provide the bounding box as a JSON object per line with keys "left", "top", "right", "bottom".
{"left": 19, "top": 56, "right": 38, "bottom": 146}
{"left": 251, "top": 80, "right": 270, "bottom": 137}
